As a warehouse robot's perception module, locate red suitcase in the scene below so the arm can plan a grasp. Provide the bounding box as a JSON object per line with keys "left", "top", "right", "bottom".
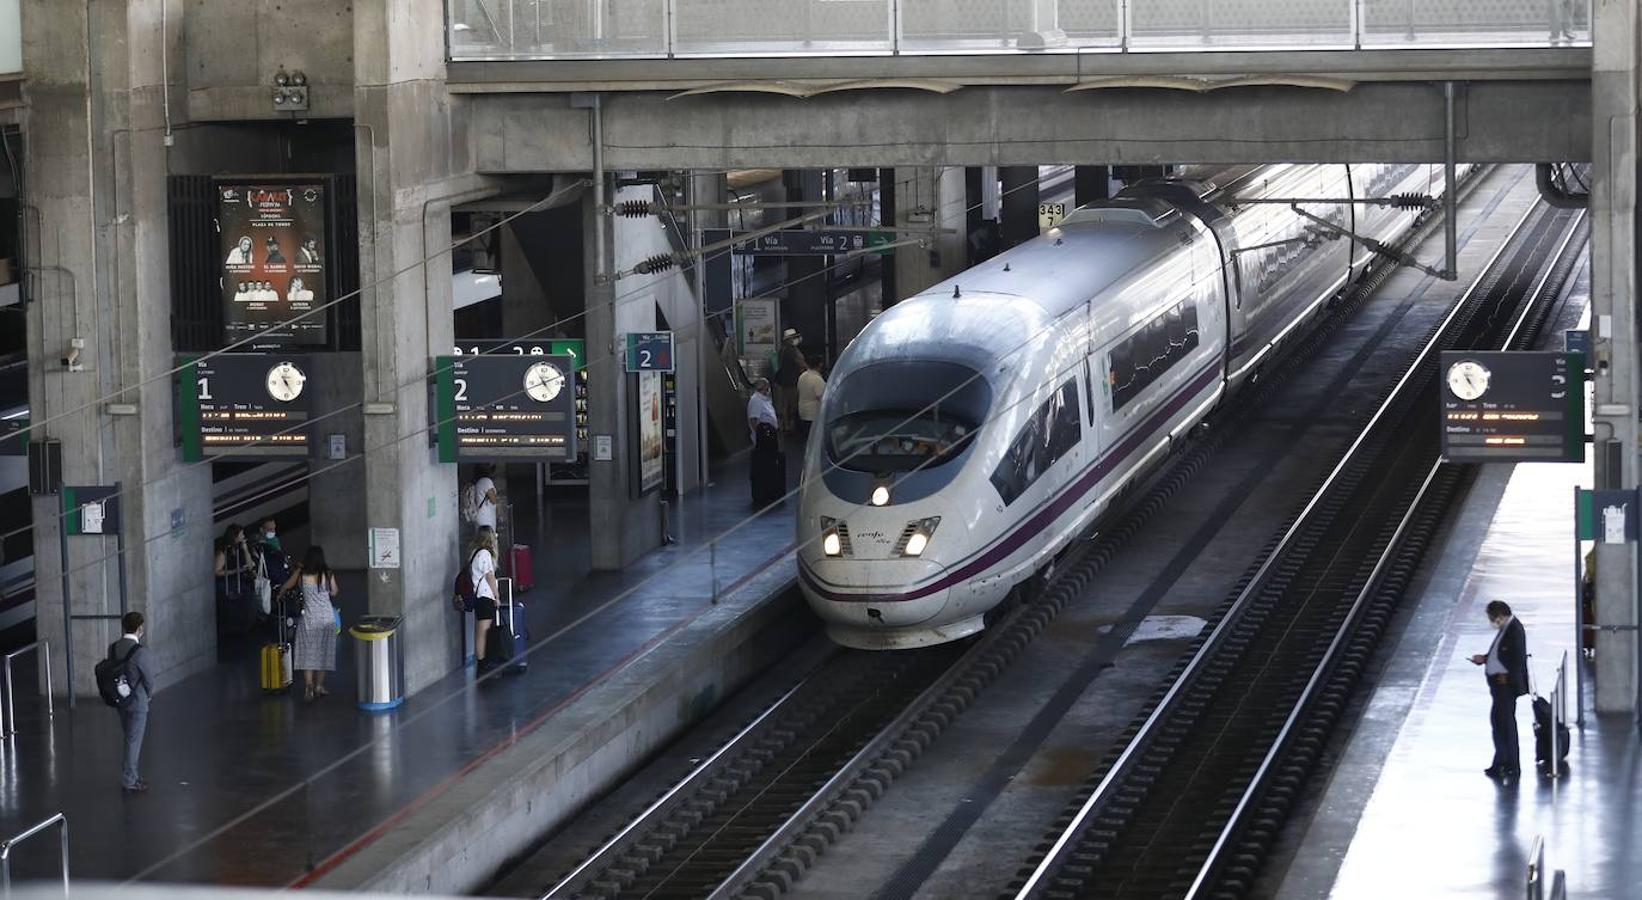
{"left": 509, "top": 544, "right": 534, "bottom": 592}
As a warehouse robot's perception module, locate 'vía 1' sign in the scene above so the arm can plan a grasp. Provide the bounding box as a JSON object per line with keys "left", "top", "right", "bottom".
{"left": 178, "top": 353, "right": 313, "bottom": 462}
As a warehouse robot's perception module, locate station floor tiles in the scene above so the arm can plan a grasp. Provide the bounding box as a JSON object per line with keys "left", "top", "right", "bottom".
{"left": 1274, "top": 459, "right": 1641, "bottom": 899}
{"left": 0, "top": 450, "right": 803, "bottom": 886}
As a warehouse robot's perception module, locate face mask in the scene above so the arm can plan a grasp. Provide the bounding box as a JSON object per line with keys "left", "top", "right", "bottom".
{"left": 1491, "top": 618, "right": 1506, "bottom": 630}
{"left": 265, "top": 531, "right": 276, "bottom": 539}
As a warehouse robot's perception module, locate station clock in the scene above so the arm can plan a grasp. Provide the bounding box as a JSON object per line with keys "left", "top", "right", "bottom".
{"left": 1445, "top": 359, "right": 1490, "bottom": 401}
{"left": 523, "top": 361, "right": 566, "bottom": 403}
{"left": 265, "top": 360, "right": 307, "bottom": 402}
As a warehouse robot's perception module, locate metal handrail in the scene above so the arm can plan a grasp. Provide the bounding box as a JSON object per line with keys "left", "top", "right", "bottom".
{"left": 450, "top": 0, "right": 1594, "bottom": 60}
{"left": 1, "top": 640, "right": 52, "bottom": 738}
{"left": 1549, "top": 650, "right": 1569, "bottom": 778}
{"left": 0, "top": 812, "right": 69, "bottom": 895}
{"left": 1527, "top": 834, "right": 1546, "bottom": 900}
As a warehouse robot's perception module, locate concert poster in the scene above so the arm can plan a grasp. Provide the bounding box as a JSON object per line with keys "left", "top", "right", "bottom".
{"left": 219, "top": 182, "right": 328, "bottom": 347}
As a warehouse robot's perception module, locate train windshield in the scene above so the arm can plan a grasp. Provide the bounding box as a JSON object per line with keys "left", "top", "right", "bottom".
{"left": 824, "top": 360, "right": 991, "bottom": 474}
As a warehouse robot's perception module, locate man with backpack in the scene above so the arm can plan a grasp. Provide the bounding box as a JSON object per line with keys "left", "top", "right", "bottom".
{"left": 99, "top": 611, "right": 155, "bottom": 795}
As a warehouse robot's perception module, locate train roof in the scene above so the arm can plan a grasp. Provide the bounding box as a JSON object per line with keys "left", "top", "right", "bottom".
{"left": 907, "top": 201, "right": 1198, "bottom": 320}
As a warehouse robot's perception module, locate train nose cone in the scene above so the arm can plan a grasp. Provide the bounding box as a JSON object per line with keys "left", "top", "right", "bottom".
{"left": 798, "top": 558, "right": 978, "bottom": 649}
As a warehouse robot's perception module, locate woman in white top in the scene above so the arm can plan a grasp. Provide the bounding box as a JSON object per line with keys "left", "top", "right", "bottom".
{"left": 470, "top": 527, "right": 500, "bottom": 669}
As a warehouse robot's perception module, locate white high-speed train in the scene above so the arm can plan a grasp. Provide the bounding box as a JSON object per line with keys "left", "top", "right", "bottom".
{"left": 797, "top": 163, "right": 1468, "bottom": 650}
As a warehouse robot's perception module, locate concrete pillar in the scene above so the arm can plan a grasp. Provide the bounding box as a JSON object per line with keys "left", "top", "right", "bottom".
{"left": 585, "top": 181, "right": 661, "bottom": 569}
{"left": 1590, "top": 0, "right": 1641, "bottom": 715}
{"left": 353, "top": 0, "right": 462, "bottom": 691}
{"left": 879, "top": 168, "right": 898, "bottom": 306}
{"left": 782, "top": 169, "right": 827, "bottom": 353}
{"left": 1000, "top": 166, "right": 1040, "bottom": 250}
{"left": 892, "top": 167, "right": 966, "bottom": 300}
{"left": 22, "top": 0, "right": 215, "bottom": 696}
{"left": 1075, "top": 165, "right": 1111, "bottom": 208}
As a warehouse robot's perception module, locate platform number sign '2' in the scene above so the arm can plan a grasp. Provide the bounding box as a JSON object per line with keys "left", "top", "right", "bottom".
{"left": 435, "top": 354, "right": 578, "bottom": 462}
{"left": 625, "top": 332, "right": 675, "bottom": 374}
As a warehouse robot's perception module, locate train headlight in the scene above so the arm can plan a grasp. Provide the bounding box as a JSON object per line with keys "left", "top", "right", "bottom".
{"left": 820, "top": 516, "right": 849, "bottom": 557}
{"left": 896, "top": 517, "right": 941, "bottom": 558}
{"left": 870, "top": 484, "right": 891, "bottom": 507}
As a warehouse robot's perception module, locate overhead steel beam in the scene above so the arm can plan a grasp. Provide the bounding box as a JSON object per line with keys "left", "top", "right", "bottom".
{"left": 466, "top": 81, "right": 1590, "bottom": 171}
{"left": 449, "top": 47, "right": 1590, "bottom": 93}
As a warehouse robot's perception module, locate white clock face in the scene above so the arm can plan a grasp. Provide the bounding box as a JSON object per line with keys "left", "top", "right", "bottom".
{"left": 266, "top": 361, "right": 306, "bottom": 402}
{"left": 523, "top": 361, "right": 565, "bottom": 403}
{"left": 1446, "top": 360, "right": 1491, "bottom": 401}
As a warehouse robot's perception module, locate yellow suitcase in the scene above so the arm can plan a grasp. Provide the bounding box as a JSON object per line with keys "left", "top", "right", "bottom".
{"left": 260, "top": 642, "right": 292, "bottom": 693}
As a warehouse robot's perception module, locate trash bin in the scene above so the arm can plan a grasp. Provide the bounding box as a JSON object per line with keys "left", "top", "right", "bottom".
{"left": 350, "top": 615, "right": 405, "bottom": 711}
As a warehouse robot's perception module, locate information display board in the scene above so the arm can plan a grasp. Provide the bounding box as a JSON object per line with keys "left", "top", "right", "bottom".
{"left": 218, "top": 181, "right": 328, "bottom": 347}
{"left": 453, "top": 339, "right": 588, "bottom": 447}
{"left": 1439, "top": 350, "right": 1585, "bottom": 463}
{"left": 731, "top": 230, "right": 893, "bottom": 256}
{"left": 435, "top": 354, "right": 577, "bottom": 462}
{"left": 178, "top": 353, "right": 313, "bottom": 461}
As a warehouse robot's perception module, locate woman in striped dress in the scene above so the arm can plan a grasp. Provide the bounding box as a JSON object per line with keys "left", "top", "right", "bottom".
{"left": 280, "top": 545, "right": 340, "bottom": 700}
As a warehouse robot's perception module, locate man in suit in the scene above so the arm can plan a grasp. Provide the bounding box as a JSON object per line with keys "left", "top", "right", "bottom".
{"left": 1470, "top": 600, "right": 1529, "bottom": 780}
{"left": 110, "top": 611, "right": 156, "bottom": 795}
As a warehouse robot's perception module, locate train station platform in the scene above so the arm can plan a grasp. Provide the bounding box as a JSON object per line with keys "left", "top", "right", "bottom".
{"left": 1273, "top": 456, "right": 1641, "bottom": 898}
{"left": 0, "top": 451, "right": 809, "bottom": 893}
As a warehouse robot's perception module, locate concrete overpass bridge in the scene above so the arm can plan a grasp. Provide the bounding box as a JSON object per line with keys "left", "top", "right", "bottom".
{"left": 446, "top": 1, "right": 1593, "bottom": 169}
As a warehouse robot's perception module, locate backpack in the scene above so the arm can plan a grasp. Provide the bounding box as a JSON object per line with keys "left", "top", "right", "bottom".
{"left": 451, "top": 549, "right": 482, "bottom": 612}
{"left": 460, "top": 483, "right": 483, "bottom": 524}
{"left": 95, "top": 641, "right": 139, "bottom": 709}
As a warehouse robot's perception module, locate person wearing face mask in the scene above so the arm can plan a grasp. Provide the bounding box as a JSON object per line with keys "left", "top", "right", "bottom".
{"left": 1469, "top": 600, "right": 1529, "bottom": 780}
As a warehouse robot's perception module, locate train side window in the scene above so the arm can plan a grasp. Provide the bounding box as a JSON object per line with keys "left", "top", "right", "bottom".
{"left": 1046, "top": 379, "right": 1080, "bottom": 463}
{"left": 1109, "top": 300, "right": 1201, "bottom": 413}
{"left": 990, "top": 412, "right": 1041, "bottom": 506}
{"left": 990, "top": 380, "right": 1080, "bottom": 506}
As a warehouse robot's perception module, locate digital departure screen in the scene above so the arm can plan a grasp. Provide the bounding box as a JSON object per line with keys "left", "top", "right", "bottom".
{"left": 435, "top": 354, "right": 578, "bottom": 462}
{"left": 180, "top": 353, "right": 313, "bottom": 461}
{"left": 1440, "top": 350, "right": 1584, "bottom": 463}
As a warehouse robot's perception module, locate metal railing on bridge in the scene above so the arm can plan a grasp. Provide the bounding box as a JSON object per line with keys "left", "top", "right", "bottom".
{"left": 449, "top": 0, "right": 1591, "bottom": 61}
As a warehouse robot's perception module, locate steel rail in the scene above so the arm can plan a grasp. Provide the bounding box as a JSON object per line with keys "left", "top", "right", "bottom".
{"left": 1182, "top": 204, "right": 1588, "bottom": 900}
{"left": 702, "top": 621, "right": 1012, "bottom": 900}
{"left": 541, "top": 675, "right": 814, "bottom": 899}
{"left": 1010, "top": 196, "right": 1544, "bottom": 899}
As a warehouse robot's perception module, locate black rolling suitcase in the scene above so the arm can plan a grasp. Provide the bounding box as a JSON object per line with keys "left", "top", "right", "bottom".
{"left": 487, "top": 601, "right": 530, "bottom": 675}
{"left": 1532, "top": 695, "right": 1570, "bottom": 775}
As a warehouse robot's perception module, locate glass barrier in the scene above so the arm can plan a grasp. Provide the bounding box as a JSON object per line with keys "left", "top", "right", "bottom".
{"left": 448, "top": 0, "right": 1591, "bottom": 60}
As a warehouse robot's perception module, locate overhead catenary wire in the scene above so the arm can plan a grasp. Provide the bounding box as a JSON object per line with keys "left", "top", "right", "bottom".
{"left": 116, "top": 173, "right": 1164, "bottom": 887}
{"left": 6, "top": 165, "right": 1060, "bottom": 552}
{"left": 19, "top": 164, "right": 931, "bottom": 445}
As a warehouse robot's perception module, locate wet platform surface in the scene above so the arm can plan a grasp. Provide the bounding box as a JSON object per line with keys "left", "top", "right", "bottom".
{"left": 1275, "top": 452, "right": 1642, "bottom": 899}
{"left": 0, "top": 452, "right": 801, "bottom": 887}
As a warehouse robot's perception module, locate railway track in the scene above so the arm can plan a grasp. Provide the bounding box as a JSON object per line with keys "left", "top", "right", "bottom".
{"left": 1007, "top": 200, "right": 1587, "bottom": 900}
{"left": 500, "top": 170, "right": 1504, "bottom": 900}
